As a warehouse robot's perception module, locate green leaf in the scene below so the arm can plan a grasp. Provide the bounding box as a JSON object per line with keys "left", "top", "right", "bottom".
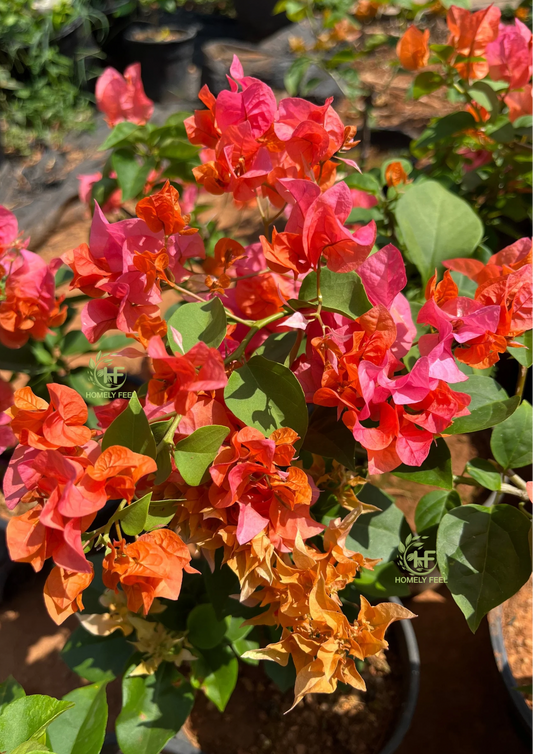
{"left": 490, "top": 401, "right": 532, "bottom": 470}
{"left": 392, "top": 438, "right": 453, "bottom": 490}
{"left": 120, "top": 493, "right": 151, "bottom": 536}
{"left": 47, "top": 683, "right": 108, "bottom": 754}
{"left": 10, "top": 743, "right": 53, "bottom": 754}
{"left": 167, "top": 298, "right": 227, "bottom": 354}
{"left": 486, "top": 115, "right": 514, "bottom": 144}
{"left": 145, "top": 499, "right": 179, "bottom": 531}
{"left": 99, "top": 122, "right": 141, "bottom": 151}
{"left": 151, "top": 420, "right": 174, "bottom": 485}
{"left": 174, "top": 425, "right": 229, "bottom": 486}
{"left": 61, "top": 331, "right": 91, "bottom": 357}
{"left": 191, "top": 645, "right": 238, "bottom": 713}
{"left": 468, "top": 81, "right": 500, "bottom": 116}
{"left": 0, "top": 677, "right": 25, "bottom": 715}
{"left": 112, "top": 149, "right": 155, "bottom": 202}
{"left": 254, "top": 331, "right": 299, "bottom": 366}
{"left": 508, "top": 331, "right": 533, "bottom": 368}
{"left": 347, "top": 484, "right": 410, "bottom": 561}
{"left": 302, "top": 406, "right": 362, "bottom": 471}
{"left": 187, "top": 604, "right": 227, "bottom": 650}
{"left": 344, "top": 172, "right": 382, "bottom": 196}
{"left": 415, "top": 489, "right": 461, "bottom": 549}
{"left": 284, "top": 57, "right": 311, "bottom": 96}
{"left": 117, "top": 664, "right": 194, "bottom": 754}
{"left": 224, "top": 616, "right": 252, "bottom": 643}
{"left": 465, "top": 459, "right": 501, "bottom": 491}
{"left": 158, "top": 141, "right": 200, "bottom": 161}
{"left": 224, "top": 356, "right": 308, "bottom": 443}
{"left": 395, "top": 181, "right": 483, "bottom": 283}
{"left": 298, "top": 268, "right": 371, "bottom": 319}
{"left": 415, "top": 112, "right": 477, "bottom": 149}
{"left": 0, "top": 697, "right": 73, "bottom": 753}
{"left": 447, "top": 375, "right": 520, "bottom": 434}
{"left": 102, "top": 392, "right": 157, "bottom": 459}
{"left": 61, "top": 626, "right": 134, "bottom": 683}
{"left": 412, "top": 71, "right": 444, "bottom": 100}
{"left": 351, "top": 561, "right": 410, "bottom": 598}
{"left": 437, "top": 504, "right": 532, "bottom": 632}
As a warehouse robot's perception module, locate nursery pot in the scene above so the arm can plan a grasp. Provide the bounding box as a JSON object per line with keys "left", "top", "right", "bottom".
{"left": 234, "top": 0, "right": 292, "bottom": 42}
{"left": 488, "top": 600, "right": 532, "bottom": 735}
{"left": 102, "top": 596, "right": 419, "bottom": 754}
{"left": 122, "top": 22, "right": 197, "bottom": 102}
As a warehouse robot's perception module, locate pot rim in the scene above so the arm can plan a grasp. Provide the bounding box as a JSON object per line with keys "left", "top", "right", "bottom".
{"left": 488, "top": 604, "right": 532, "bottom": 732}
{"left": 124, "top": 22, "right": 197, "bottom": 45}
{"left": 160, "top": 595, "right": 420, "bottom": 754}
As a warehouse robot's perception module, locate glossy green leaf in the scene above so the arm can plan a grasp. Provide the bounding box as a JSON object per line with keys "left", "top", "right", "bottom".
{"left": 395, "top": 181, "right": 483, "bottom": 283}
{"left": 224, "top": 616, "right": 252, "bottom": 643}
{"left": 351, "top": 561, "right": 410, "bottom": 598}
{"left": 302, "top": 406, "right": 362, "bottom": 471}
{"left": 254, "top": 331, "right": 299, "bottom": 366}
{"left": 47, "top": 683, "right": 108, "bottom": 754}
{"left": 61, "top": 331, "right": 91, "bottom": 357}
{"left": 415, "top": 490, "right": 461, "bottom": 535}
{"left": 437, "top": 504, "right": 532, "bottom": 632}
{"left": 298, "top": 268, "right": 371, "bottom": 319}
{"left": 191, "top": 645, "right": 238, "bottom": 713}
{"left": 167, "top": 298, "right": 227, "bottom": 354}
{"left": 344, "top": 172, "right": 382, "bottom": 196}
{"left": 112, "top": 150, "right": 155, "bottom": 202}
{"left": 447, "top": 376, "right": 520, "bottom": 434}
{"left": 284, "top": 57, "right": 311, "bottom": 96}
{"left": 508, "top": 331, "right": 533, "bottom": 368}
{"left": 61, "top": 626, "right": 134, "bottom": 683}
{"left": 412, "top": 71, "right": 444, "bottom": 99}
{"left": 0, "top": 696, "right": 73, "bottom": 753}
{"left": 120, "top": 493, "right": 151, "bottom": 536}
{"left": 347, "top": 484, "right": 410, "bottom": 561}
{"left": 392, "top": 438, "right": 453, "bottom": 490}
{"left": 102, "top": 392, "right": 156, "bottom": 459}
{"left": 151, "top": 420, "right": 174, "bottom": 485}
{"left": 174, "top": 425, "right": 229, "bottom": 486}
{"left": 187, "top": 604, "right": 227, "bottom": 650}
{"left": 99, "top": 122, "right": 141, "bottom": 150}
{"left": 11, "top": 743, "right": 53, "bottom": 754}
{"left": 490, "top": 401, "right": 532, "bottom": 470}
{"left": 145, "top": 499, "right": 179, "bottom": 531}
{"left": 0, "top": 677, "right": 25, "bottom": 715}
{"left": 415, "top": 112, "right": 477, "bottom": 149}
{"left": 224, "top": 356, "right": 308, "bottom": 443}
{"left": 116, "top": 664, "right": 194, "bottom": 754}
{"left": 465, "top": 459, "right": 501, "bottom": 491}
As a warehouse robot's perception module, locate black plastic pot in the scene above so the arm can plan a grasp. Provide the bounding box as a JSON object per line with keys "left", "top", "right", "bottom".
{"left": 488, "top": 605, "right": 532, "bottom": 734}
{"left": 122, "top": 22, "right": 197, "bottom": 102}
{"left": 104, "top": 596, "right": 419, "bottom": 754}
{"left": 234, "top": 0, "right": 291, "bottom": 42}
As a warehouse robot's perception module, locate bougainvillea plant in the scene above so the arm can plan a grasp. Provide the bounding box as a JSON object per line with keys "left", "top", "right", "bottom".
{"left": 0, "top": 38, "right": 531, "bottom": 754}
{"left": 394, "top": 4, "right": 532, "bottom": 239}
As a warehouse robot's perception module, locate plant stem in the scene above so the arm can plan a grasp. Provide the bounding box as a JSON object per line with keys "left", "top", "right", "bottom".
{"left": 505, "top": 470, "right": 528, "bottom": 492}
{"left": 515, "top": 365, "right": 528, "bottom": 399}
{"left": 165, "top": 280, "right": 253, "bottom": 327}
{"left": 453, "top": 475, "right": 530, "bottom": 501}
{"left": 156, "top": 412, "right": 182, "bottom": 454}
{"left": 225, "top": 311, "right": 287, "bottom": 365}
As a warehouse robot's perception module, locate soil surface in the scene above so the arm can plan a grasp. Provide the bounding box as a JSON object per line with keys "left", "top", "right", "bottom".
{"left": 502, "top": 576, "right": 533, "bottom": 709}
{"left": 185, "top": 649, "right": 402, "bottom": 754}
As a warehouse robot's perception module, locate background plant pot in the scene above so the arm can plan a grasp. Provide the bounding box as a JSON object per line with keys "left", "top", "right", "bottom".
{"left": 103, "top": 596, "right": 419, "bottom": 754}
{"left": 100, "top": 0, "right": 138, "bottom": 71}
{"left": 488, "top": 603, "right": 532, "bottom": 735}
{"left": 122, "top": 22, "right": 197, "bottom": 102}
{"left": 201, "top": 41, "right": 291, "bottom": 95}
{"left": 234, "top": 0, "right": 292, "bottom": 42}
